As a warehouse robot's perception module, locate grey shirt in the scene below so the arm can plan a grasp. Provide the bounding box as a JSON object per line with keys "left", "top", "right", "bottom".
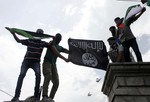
{"left": 119, "top": 17, "right": 137, "bottom": 43}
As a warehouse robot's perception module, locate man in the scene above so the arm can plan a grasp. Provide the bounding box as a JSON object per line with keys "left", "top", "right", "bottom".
{"left": 108, "top": 26, "right": 124, "bottom": 62}
{"left": 114, "top": 7, "right": 146, "bottom": 62}
{"left": 42, "top": 33, "right": 69, "bottom": 102}
{"left": 7, "top": 28, "right": 68, "bottom": 101}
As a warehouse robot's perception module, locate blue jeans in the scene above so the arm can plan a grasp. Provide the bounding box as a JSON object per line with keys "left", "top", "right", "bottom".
{"left": 122, "top": 38, "right": 142, "bottom": 62}
{"left": 14, "top": 59, "right": 41, "bottom": 98}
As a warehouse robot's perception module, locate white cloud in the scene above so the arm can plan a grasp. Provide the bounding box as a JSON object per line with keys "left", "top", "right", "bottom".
{"left": 65, "top": 0, "right": 107, "bottom": 39}
{"left": 63, "top": 4, "right": 78, "bottom": 16}
{"left": 84, "top": 0, "right": 105, "bottom": 8}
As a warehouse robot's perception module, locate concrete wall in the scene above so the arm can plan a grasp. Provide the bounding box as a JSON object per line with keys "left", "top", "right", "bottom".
{"left": 102, "top": 62, "right": 150, "bottom": 102}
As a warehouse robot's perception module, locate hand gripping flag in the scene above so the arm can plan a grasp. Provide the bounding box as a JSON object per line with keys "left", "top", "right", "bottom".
{"left": 124, "top": 4, "right": 144, "bottom": 25}
{"left": 140, "top": 0, "right": 150, "bottom": 6}
{"left": 5, "top": 27, "right": 53, "bottom": 39}
{"left": 68, "top": 38, "right": 109, "bottom": 70}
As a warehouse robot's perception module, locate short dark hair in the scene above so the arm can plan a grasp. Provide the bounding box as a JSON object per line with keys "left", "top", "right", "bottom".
{"left": 114, "top": 17, "right": 121, "bottom": 22}
{"left": 55, "top": 33, "right": 62, "bottom": 39}
{"left": 109, "top": 26, "right": 116, "bottom": 31}
{"left": 54, "top": 33, "right": 62, "bottom": 45}
{"left": 114, "top": 17, "right": 124, "bottom": 23}
{"left": 107, "top": 37, "right": 115, "bottom": 42}
{"left": 36, "top": 29, "right": 44, "bottom": 34}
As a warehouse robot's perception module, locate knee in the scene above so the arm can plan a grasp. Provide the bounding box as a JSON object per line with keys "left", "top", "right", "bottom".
{"left": 35, "top": 72, "right": 41, "bottom": 79}
{"left": 53, "top": 80, "right": 59, "bottom": 87}
{"left": 44, "top": 74, "right": 51, "bottom": 82}
{"left": 19, "top": 72, "right": 26, "bottom": 78}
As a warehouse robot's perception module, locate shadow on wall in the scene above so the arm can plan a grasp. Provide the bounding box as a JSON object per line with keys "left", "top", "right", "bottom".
{"left": 137, "top": 34, "right": 150, "bottom": 54}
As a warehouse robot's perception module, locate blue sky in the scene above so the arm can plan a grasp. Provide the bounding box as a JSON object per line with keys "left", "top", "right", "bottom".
{"left": 0, "top": 0, "right": 150, "bottom": 102}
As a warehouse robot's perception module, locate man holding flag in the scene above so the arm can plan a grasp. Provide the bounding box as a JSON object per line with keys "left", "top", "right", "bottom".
{"left": 114, "top": 6, "right": 146, "bottom": 62}
{"left": 6, "top": 27, "right": 69, "bottom": 102}
{"left": 41, "top": 33, "right": 69, "bottom": 102}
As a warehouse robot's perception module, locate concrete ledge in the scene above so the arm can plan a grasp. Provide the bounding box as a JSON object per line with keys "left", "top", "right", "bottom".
{"left": 102, "top": 62, "right": 150, "bottom": 102}
{"left": 113, "top": 96, "right": 150, "bottom": 102}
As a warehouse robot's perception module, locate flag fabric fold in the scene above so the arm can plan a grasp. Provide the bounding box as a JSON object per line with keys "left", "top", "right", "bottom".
{"left": 5, "top": 27, "right": 53, "bottom": 39}
{"left": 68, "top": 38, "right": 109, "bottom": 70}
{"left": 124, "top": 4, "right": 143, "bottom": 25}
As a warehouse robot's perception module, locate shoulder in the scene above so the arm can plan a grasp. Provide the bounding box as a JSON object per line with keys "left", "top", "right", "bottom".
{"left": 40, "top": 40, "right": 48, "bottom": 44}
{"left": 56, "top": 45, "right": 65, "bottom": 51}
{"left": 56, "top": 45, "right": 63, "bottom": 49}
{"left": 49, "top": 41, "right": 55, "bottom": 45}
{"left": 39, "top": 40, "right": 49, "bottom": 47}
{"left": 20, "top": 39, "right": 29, "bottom": 44}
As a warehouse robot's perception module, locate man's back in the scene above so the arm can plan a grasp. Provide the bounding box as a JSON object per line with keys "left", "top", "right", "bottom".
{"left": 21, "top": 39, "right": 48, "bottom": 62}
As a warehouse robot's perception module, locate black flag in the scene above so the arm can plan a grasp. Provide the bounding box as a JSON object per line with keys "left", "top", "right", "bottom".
{"left": 68, "top": 38, "right": 109, "bottom": 70}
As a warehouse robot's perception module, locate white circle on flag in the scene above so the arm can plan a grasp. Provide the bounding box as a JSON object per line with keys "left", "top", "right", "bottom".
{"left": 82, "top": 53, "right": 98, "bottom": 67}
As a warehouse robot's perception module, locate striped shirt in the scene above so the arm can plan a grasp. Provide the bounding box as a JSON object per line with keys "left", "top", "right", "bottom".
{"left": 21, "top": 39, "right": 49, "bottom": 62}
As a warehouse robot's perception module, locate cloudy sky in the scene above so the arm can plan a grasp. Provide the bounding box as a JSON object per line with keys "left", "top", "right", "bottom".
{"left": 0, "top": 0, "right": 150, "bottom": 102}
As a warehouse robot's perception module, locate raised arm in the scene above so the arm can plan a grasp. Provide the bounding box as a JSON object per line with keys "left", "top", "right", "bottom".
{"left": 6, "top": 27, "right": 21, "bottom": 43}
{"left": 133, "top": 7, "right": 146, "bottom": 21}
{"left": 63, "top": 48, "right": 69, "bottom": 54}
{"left": 126, "top": 7, "right": 146, "bottom": 25}
{"left": 50, "top": 45, "right": 69, "bottom": 62}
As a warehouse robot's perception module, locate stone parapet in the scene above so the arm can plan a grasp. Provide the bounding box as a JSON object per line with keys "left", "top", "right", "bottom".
{"left": 102, "top": 62, "right": 150, "bottom": 102}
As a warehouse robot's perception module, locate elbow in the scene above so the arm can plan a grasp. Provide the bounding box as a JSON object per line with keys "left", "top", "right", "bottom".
{"left": 55, "top": 52, "right": 61, "bottom": 57}
{"left": 16, "top": 39, "right": 21, "bottom": 43}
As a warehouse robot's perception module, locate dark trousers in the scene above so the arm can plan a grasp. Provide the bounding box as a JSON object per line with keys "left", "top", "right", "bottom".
{"left": 14, "top": 60, "right": 41, "bottom": 98}
{"left": 122, "top": 38, "right": 142, "bottom": 62}
{"left": 42, "top": 62, "right": 59, "bottom": 99}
